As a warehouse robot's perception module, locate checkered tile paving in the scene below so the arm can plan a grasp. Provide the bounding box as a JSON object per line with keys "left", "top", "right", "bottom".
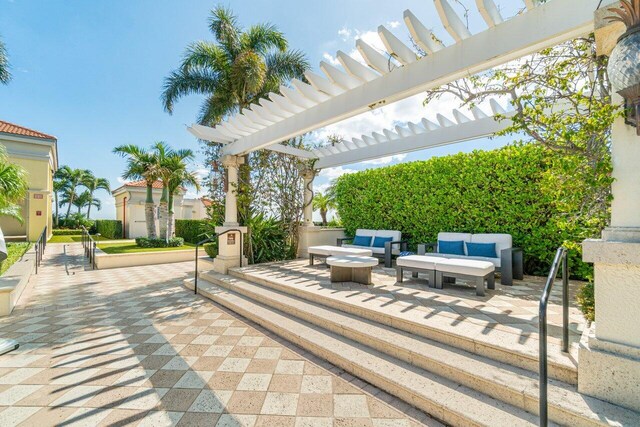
{"left": 0, "top": 244, "right": 439, "bottom": 427}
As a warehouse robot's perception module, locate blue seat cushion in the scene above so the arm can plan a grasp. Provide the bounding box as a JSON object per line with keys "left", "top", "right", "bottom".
{"left": 352, "top": 235, "right": 372, "bottom": 246}
{"left": 465, "top": 242, "right": 497, "bottom": 258}
{"left": 399, "top": 251, "right": 415, "bottom": 257}
{"left": 372, "top": 236, "right": 393, "bottom": 248}
{"left": 438, "top": 240, "right": 465, "bottom": 255}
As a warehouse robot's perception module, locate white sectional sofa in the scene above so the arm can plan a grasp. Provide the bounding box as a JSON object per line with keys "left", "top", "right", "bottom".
{"left": 418, "top": 232, "right": 523, "bottom": 285}
{"left": 338, "top": 229, "right": 407, "bottom": 268}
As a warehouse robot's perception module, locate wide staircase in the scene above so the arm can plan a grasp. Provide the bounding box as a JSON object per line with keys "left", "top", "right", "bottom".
{"left": 185, "top": 265, "right": 639, "bottom": 426}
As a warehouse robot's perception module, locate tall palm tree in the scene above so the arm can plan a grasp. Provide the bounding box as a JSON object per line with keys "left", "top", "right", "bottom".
{"left": 72, "top": 191, "right": 101, "bottom": 216}
{"left": 0, "top": 145, "right": 27, "bottom": 223}
{"left": 0, "top": 36, "right": 10, "bottom": 85}
{"left": 166, "top": 155, "right": 200, "bottom": 239}
{"left": 152, "top": 142, "right": 172, "bottom": 240}
{"left": 82, "top": 175, "right": 110, "bottom": 219}
{"left": 52, "top": 176, "right": 67, "bottom": 227}
{"left": 113, "top": 144, "right": 160, "bottom": 238}
{"left": 162, "top": 6, "right": 309, "bottom": 224}
{"left": 312, "top": 192, "right": 336, "bottom": 226}
{"left": 54, "top": 166, "right": 90, "bottom": 220}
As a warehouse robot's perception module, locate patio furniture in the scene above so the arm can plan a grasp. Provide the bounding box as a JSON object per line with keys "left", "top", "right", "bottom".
{"left": 308, "top": 245, "right": 373, "bottom": 266}
{"left": 396, "top": 255, "right": 495, "bottom": 296}
{"left": 326, "top": 255, "right": 379, "bottom": 285}
{"left": 418, "top": 232, "right": 523, "bottom": 285}
{"left": 337, "top": 229, "right": 407, "bottom": 268}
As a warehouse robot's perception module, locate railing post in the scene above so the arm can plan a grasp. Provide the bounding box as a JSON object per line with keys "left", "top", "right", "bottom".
{"left": 539, "top": 299, "right": 548, "bottom": 427}
{"left": 35, "top": 243, "right": 39, "bottom": 275}
{"left": 195, "top": 245, "right": 199, "bottom": 295}
{"left": 562, "top": 253, "right": 569, "bottom": 353}
{"left": 92, "top": 241, "right": 96, "bottom": 270}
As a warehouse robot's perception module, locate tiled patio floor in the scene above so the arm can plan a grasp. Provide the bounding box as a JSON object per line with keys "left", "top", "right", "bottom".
{"left": 0, "top": 244, "right": 439, "bottom": 427}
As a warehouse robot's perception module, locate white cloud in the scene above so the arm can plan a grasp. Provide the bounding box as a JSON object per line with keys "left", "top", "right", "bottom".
{"left": 116, "top": 177, "right": 127, "bottom": 184}
{"left": 319, "top": 166, "right": 357, "bottom": 180}
{"left": 314, "top": 182, "right": 331, "bottom": 194}
{"left": 322, "top": 52, "right": 341, "bottom": 67}
{"left": 337, "top": 27, "right": 352, "bottom": 41}
{"left": 387, "top": 21, "right": 401, "bottom": 29}
{"left": 363, "top": 154, "right": 407, "bottom": 165}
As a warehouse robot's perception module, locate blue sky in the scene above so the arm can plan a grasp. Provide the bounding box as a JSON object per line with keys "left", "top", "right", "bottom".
{"left": 0, "top": 0, "right": 521, "bottom": 219}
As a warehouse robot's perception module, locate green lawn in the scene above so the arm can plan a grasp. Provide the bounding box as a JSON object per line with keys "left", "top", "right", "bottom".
{"left": 98, "top": 242, "right": 195, "bottom": 254}
{"left": 0, "top": 242, "right": 33, "bottom": 276}
{"left": 49, "top": 235, "right": 116, "bottom": 243}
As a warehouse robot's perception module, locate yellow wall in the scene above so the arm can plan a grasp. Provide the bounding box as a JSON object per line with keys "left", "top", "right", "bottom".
{"left": 0, "top": 137, "right": 56, "bottom": 241}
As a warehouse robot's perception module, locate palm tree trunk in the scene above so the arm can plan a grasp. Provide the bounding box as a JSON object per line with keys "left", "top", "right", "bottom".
{"left": 65, "top": 193, "right": 74, "bottom": 219}
{"left": 167, "top": 192, "right": 175, "bottom": 239}
{"left": 86, "top": 195, "right": 93, "bottom": 219}
{"left": 54, "top": 192, "right": 59, "bottom": 227}
{"left": 145, "top": 184, "right": 157, "bottom": 239}
{"left": 321, "top": 209, "right": 327, "bottom": 226}
{"left": 159, "top": 186, "right": 168, "bottom": 240}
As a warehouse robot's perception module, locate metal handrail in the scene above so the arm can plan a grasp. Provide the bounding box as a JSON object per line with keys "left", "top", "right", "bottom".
{"left": 34, "top": 226, "right": 47, "bottom": 274}
{"left": 194, "top": 229, "right": 243, "bottom": 294}
{"left": 81, "top": 226, "right": 97, "bottom": 270}
{"left": 539, "top": 246, "right": 569, "bottom": 426}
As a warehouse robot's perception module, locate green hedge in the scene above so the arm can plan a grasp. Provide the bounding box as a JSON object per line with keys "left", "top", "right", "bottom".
{"left": 95, "top": 220, "right": 123, "bottom": 239}
{"left": 52, "top": 229, "right": 84, "bottom": 235}
{"left": 175, "top": 219, "right": 207, "bottom": 244}
{"left": 135, "top": 237, "right": 184, "bottom": 248}
{"left": 334, "top": 144, "right": 605, "bottom": 279}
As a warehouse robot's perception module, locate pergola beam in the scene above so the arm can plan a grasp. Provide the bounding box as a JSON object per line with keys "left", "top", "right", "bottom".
{"left": 222, "top": 0, "right": 599, "bottom": 157}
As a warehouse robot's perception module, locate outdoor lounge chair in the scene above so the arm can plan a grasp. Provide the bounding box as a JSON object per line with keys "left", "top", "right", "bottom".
{"left": 337, "top": 229, "right": 407, "bottom": 268}
{"left": 418, "top": 232, "right": 523, "bottom": 285}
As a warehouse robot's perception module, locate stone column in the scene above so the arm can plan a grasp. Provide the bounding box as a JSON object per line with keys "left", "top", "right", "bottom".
{"left": 301, "top": 168, "right": 316, "bottom": 227}
{"left": 212, "top": 155, "right": 247, "bottom": 274}
{"left": 579, "top": 8, "right": 640, "bottom": 411}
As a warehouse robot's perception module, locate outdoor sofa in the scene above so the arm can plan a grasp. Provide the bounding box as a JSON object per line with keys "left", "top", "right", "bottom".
{"left": 337, "top": 229, "right": 407, "bottom": 268}
{"left": 417, "top": 232, "right": 523, "bottom": 285}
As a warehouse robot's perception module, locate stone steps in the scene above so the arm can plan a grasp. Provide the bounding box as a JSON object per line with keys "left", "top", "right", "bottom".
{"left": 230, "top": 265, "right": 578, "bottom": 384}
{"left": 196, "top": 272, "right": 637, "bottom": 427}
{"left": 185, "top": 276, "right": 540, "bottom": 427}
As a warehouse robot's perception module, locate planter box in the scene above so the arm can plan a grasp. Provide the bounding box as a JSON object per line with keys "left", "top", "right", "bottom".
{"left": 0, "top": 247, "right": 36, "bottom": 316}
{"left": 95, "top": 248, "right": 196, "bottom": 269}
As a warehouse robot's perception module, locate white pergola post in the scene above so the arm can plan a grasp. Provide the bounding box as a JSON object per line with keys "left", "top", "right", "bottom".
{"left": 212, "top": 155, "right": 247, "bottom": 274}
{"left": 301, "top": 168, "right": 316, "bottom": 227}
{"left": 578, "top": 10, "right": 640, "bottom": 412}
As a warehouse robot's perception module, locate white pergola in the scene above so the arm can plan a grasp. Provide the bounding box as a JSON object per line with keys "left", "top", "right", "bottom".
{"left": 193, "top": 0, "right": 640, "bottom": 415}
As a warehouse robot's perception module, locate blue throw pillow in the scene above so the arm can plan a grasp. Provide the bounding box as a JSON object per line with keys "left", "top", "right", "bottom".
{"left": 466, "top": 242, "right": 497, "bottom": 258}
{"left": 352, "top": 235, "right": 372, "bottom": 246}
{"left": 372, "top": 236, "right": 393, "bottom": 248}
{"left": 438, "top": 240, "right": 465, "bottom": 255}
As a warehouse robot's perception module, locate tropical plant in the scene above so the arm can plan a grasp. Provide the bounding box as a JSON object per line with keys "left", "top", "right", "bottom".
{"left": 0, "top": 36, "right": 10, "bottom": 85}
{"left": 162, "top": 6, "right": 309, "bottom": 226}
{"left": 312, "top": 191, "right": 336, "bottom": 226}
{"left": 82, "top": 175, "right": 110, "bottom": 219}
{"left": 0, "top": 145, "right": 27, "bottom": 222}
{"left": 245, "top": 211, "right": 290, "bottom": 264}
{"left": 113, "top": 144, "right": 160, "bottom": 238}
{"left": 52, "top": 177, "right": 67, "bottom": 227}
{"left": 72, "top": 190, "right": 101, "bottom": 215}
{"left": 54, "top": 166, "right": 91, "bottom": 220}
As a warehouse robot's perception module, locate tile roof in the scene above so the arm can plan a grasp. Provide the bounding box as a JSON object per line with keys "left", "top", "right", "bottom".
{"left": 0, "top": 120, "right": 57, "bottom": 140}
{"left": 122, "top": 179, "right": 164, "bottom": 189}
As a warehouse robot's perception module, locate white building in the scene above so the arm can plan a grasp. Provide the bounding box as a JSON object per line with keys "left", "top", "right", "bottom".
{"left": 112, "top": 180, "right": 208, "bottom": 238}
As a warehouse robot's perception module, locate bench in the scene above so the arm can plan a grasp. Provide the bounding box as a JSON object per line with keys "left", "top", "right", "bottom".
{"left": 308, "top": 245, "right": 373, "bottom": 266}
{"left": 396, "top": 255, "right": 495, "bottom": 296}
{"left": 337, "top": 229, "right": 407, "bottom": 268}
{"left": 418, "top": 232, "right": 523, "bottom": 285}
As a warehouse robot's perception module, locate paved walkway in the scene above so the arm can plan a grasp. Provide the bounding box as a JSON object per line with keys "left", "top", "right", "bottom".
{"left": 0, "top": 244, "right": 438, "bottom": 427}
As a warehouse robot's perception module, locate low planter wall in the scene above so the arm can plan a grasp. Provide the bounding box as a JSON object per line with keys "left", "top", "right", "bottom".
{"left": 0, "top": 246, "right": 36, "bottom": 316}
{"left": 298, "top": 226, "right": 346, "bottom": 258}
{"left": 95, "top": 248, "right": 196, "bottom": 269}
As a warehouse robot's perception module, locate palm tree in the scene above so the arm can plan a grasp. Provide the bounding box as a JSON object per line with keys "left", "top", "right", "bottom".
{"left": 53, "top": 166, "right": 90, "bottom": 221}
{"left": 165, "top": 155, "right": 200, "bottom": 239}
{"left": 312, "top": 192, "right": 336, "bottom": 226}
{"left": 82, "top": 175, "right": 110, "bottom": 219}
{"left": 0, "top": 36, "right": 10, "bottom": 85}
{"left": 162, "top": 6, "right": 309, "bottom": 223}
{"left": 113, "top": 144, "right": 160, "bottom": 238}
{"left": 151, "top": 142, "right": 172, "bottom": 240}
{"left": 52, "top": 177, "right": 67, "bottom": 227}
{"left": 72, "top": 191, "right": 101, "bottom": 216}
{"left": 0, "top": 145, "right": 27, "bottom": 223}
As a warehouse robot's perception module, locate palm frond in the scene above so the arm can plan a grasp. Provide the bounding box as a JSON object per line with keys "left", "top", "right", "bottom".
{"left": 161, "top": 68, "right": 222, "bottom": 113}
{"left": 180, "top": 41, "right": 230, "bottom": 74}
{"left": 265, "top": 49, "right": 310, "bottom": 87}
{"left": 0, "top": 36, "right": 11, "bottom": 85}
{"left": 208, "top": 6, "right": 241, "bottom": 56}
{"left": 241, "top": 23, "right": 288, "bottom": 54}
{"left": 0, "top": 204, "right": 23, "bottom": 224}
{"left": 607, "top": 0, "right": 640, "bottom": 28}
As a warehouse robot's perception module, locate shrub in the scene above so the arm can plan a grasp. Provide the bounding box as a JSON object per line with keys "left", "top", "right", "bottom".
{"left": 334, "top": 144, "right": 606, "bottom": 280}
{"left": 577, "top": 280, "right": 595, "bottom": 323}
{"left": 59, "top": 213, "right": 93, "bottom": 229}
{"left": 52, "top": 229, "right": 84, "bottom": 235}
{"left": 175, "top": 219, "right": 207, "bottom": 244}
{"left": 95, "top": 220, "right": 123, "bottom": 239}
{"left": 203, "top": 242, "right": 218, "bottom": 258}
{"left": 135, "top": 237, "right": 184, "bottom": 248}
{"left": 246, "top": 212, "right": 292, "bottom": 263}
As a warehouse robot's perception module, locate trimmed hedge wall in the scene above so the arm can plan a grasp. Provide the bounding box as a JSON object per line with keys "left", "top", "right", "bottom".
{"left": 95, "top": 220, "right": 123, "bottom": 239}
{"left": 175, "top": 219, "right": 207, "bottom": 244}
{"left": 334, "top": 144, "right": 604, "bottom": 279}
{"left": 52, "top": 229, "right": 83, "bottom": 236}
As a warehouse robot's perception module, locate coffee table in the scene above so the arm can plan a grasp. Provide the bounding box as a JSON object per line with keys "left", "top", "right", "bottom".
{"left": 326, "top": 255, "right": 379, "bottom": 285}
{"left": 308, "top": 245, "right": 373, "bottom": 266}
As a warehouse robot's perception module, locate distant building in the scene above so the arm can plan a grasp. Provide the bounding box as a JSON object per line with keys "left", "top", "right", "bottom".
{"left": 0, "top": 120, "right": 58, "bottom": 241}
{"left": 112, "top": 180, "right": 208, "bottom": 238}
